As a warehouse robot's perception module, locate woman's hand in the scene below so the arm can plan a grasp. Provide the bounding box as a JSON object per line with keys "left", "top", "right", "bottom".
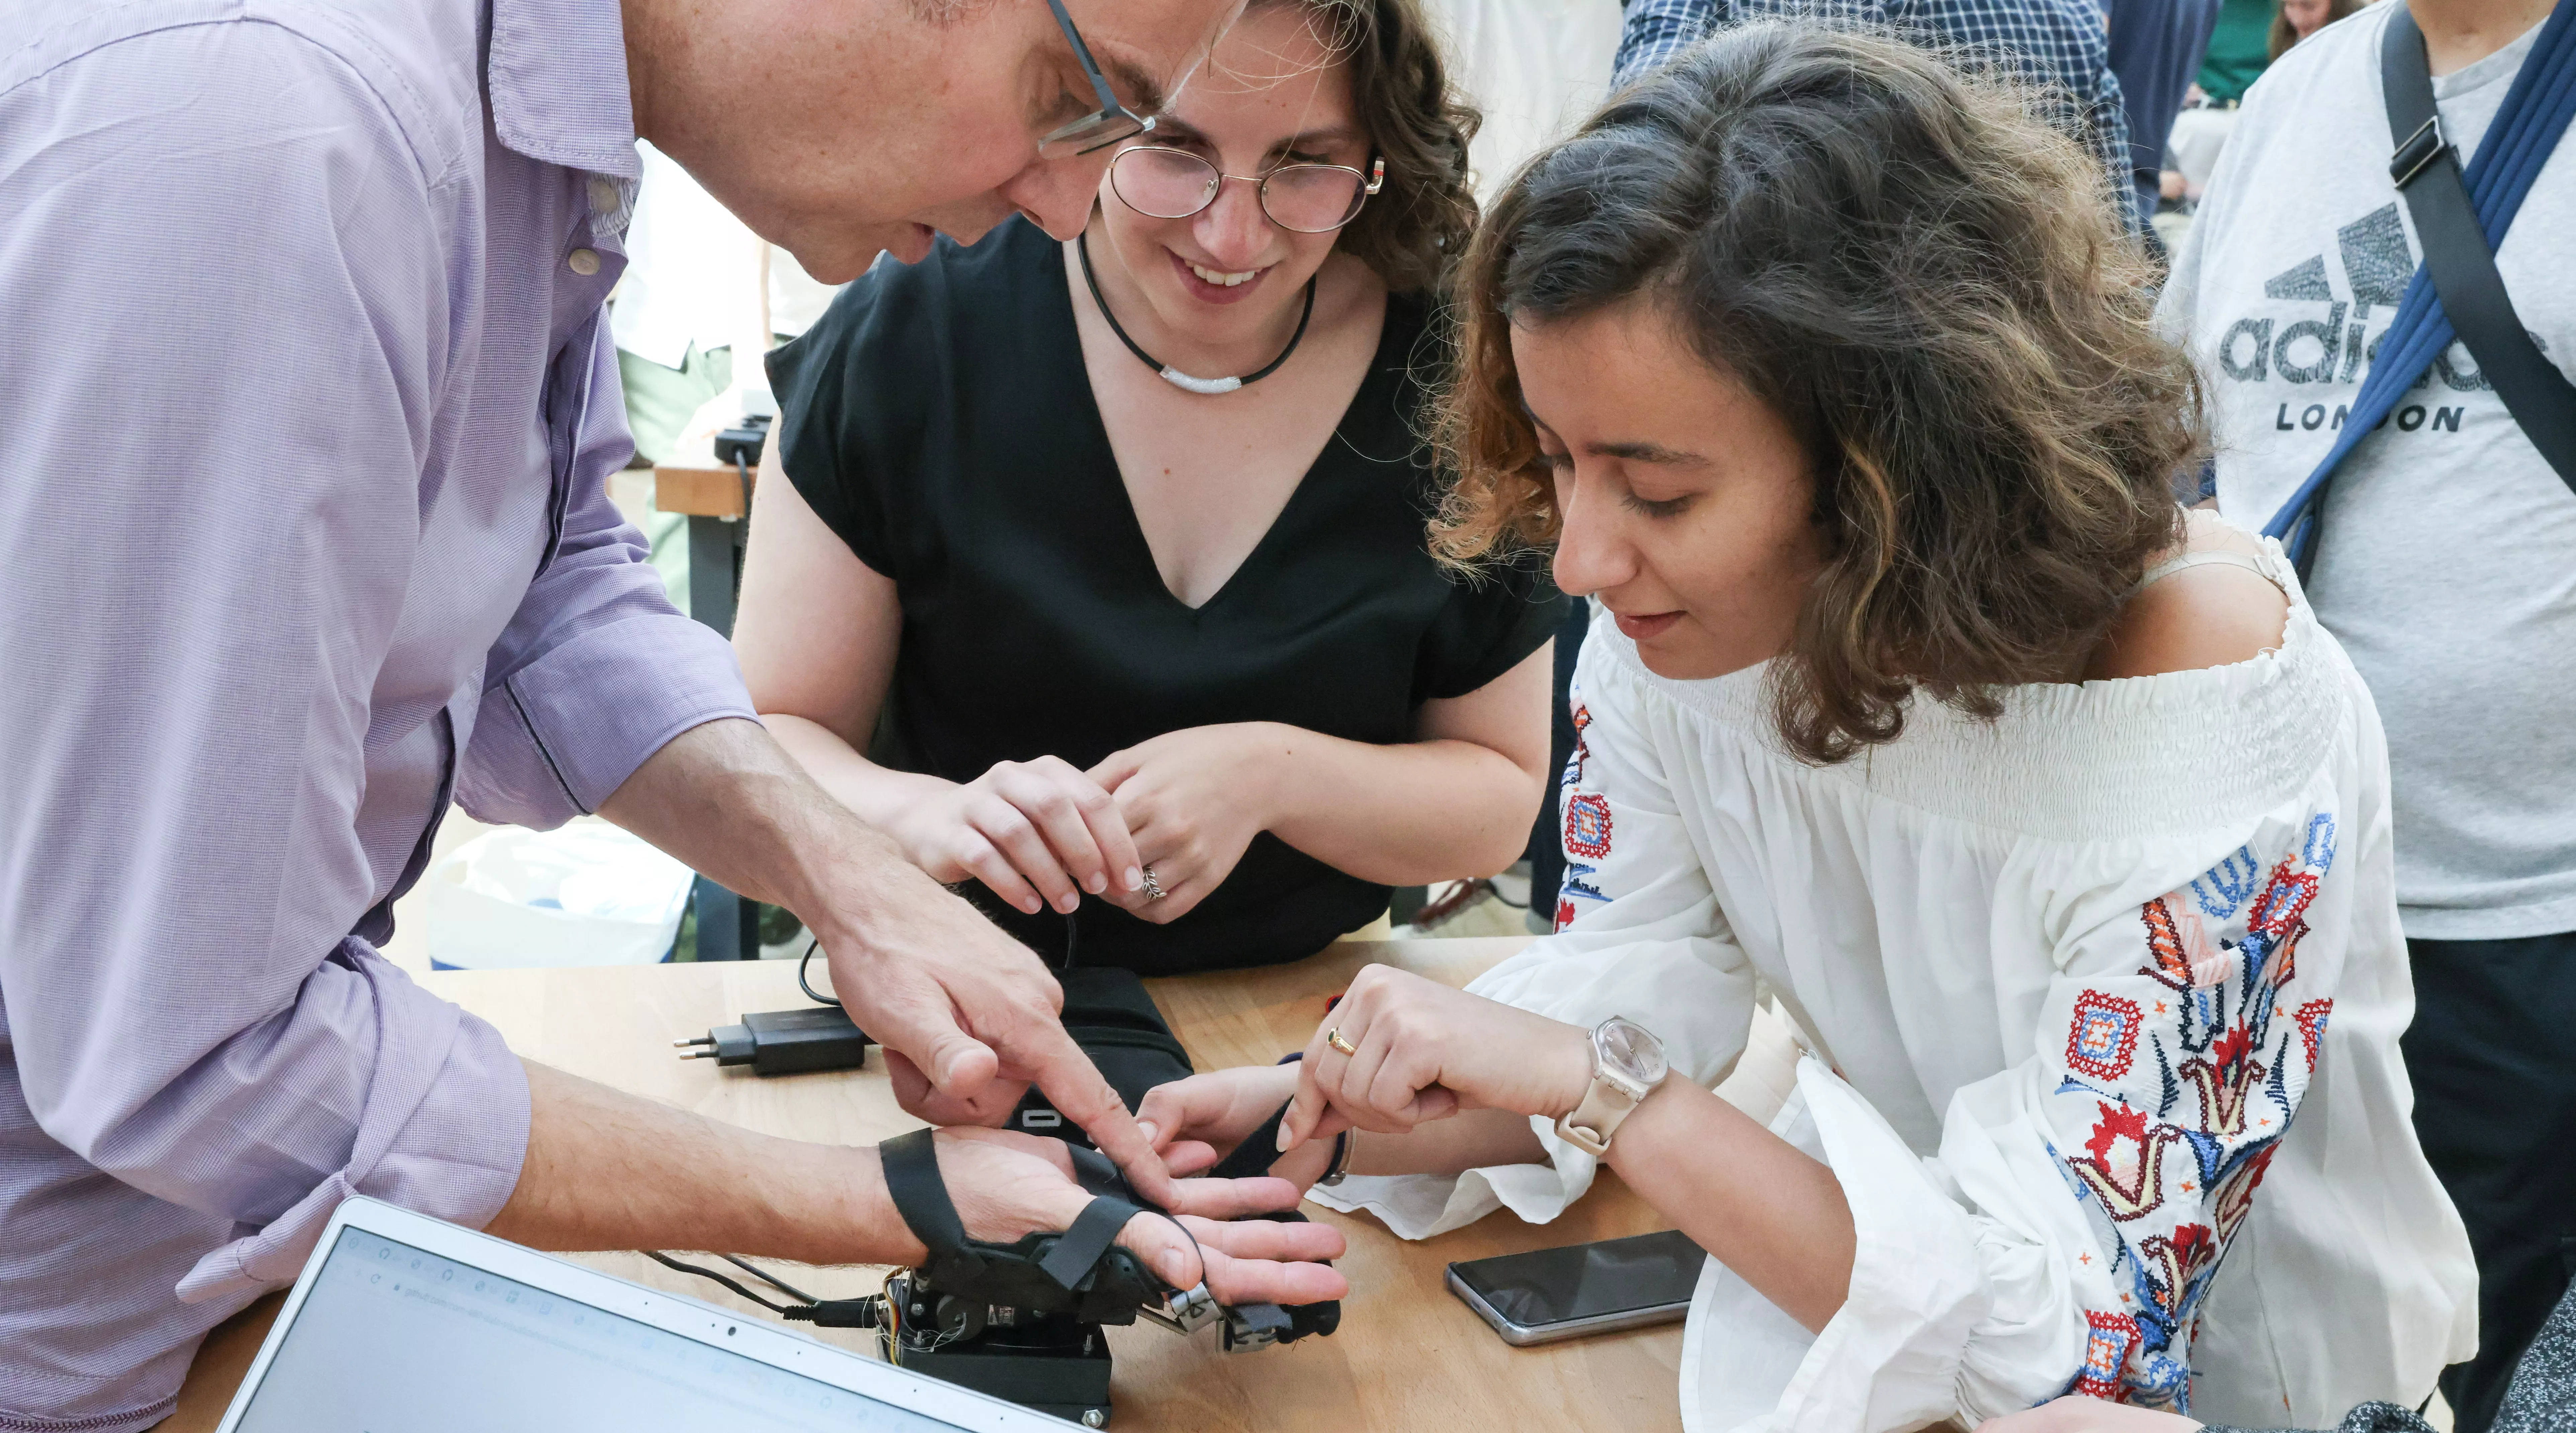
{"left": 1136, "top": 1066, "right": 1340, "bottom": 1189}
{"left": 881, "top": 756, "right": 1145, "bottom": 916}
{"left": 1089, "top": 725, "right": 1287, "bottom": 923}
{"left": 927, "top": 1127, "right": 1349, "bottom": 1306}
{"left": 1280, "top": 964, "right": 1596, "bottom": 1152}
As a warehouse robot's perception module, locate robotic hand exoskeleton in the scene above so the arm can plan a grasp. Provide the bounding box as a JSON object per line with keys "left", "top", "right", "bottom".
{"left": 873, "top": 967, "right": 1339, "bottom": 1427}
{"left": 654, "top": 968, "right": 1338, "bottom": 1428}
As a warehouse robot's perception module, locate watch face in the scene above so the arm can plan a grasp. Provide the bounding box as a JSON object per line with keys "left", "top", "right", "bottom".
{"left": 1600, "top": 1019, "right": 1667, "bottom": 1086}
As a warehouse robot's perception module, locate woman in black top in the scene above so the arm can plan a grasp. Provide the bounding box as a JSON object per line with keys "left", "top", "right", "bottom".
{"left": 735, "top": 0, "right": 1565, "bottom": 979}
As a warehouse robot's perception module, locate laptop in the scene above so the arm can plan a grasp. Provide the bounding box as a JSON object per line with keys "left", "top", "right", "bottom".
{"left": 215, "top": 1196, "right": 1067, "bottom": 1432}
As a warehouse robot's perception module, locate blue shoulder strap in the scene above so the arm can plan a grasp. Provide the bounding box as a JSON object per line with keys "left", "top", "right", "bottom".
{"left": 2260, "top": 0, "right": 2576, "bottom": 572}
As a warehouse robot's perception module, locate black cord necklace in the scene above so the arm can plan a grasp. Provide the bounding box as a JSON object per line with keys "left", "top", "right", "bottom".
{"left": 1077, "top": 230, "right": 1316, "bottom": 395}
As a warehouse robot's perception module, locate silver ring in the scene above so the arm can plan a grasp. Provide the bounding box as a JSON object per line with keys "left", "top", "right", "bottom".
{"left": 1140, "top": 864, "right": 1166, "bottom": 902}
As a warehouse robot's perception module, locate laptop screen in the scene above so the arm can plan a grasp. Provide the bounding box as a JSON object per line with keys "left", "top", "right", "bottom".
{"left": 233, "top": 1227, "right": 957, "bottom": 1431}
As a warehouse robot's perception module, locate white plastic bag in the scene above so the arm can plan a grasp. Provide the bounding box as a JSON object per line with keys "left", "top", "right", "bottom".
{"left": 424, "top": 822, "right": 695, "bottom": 971}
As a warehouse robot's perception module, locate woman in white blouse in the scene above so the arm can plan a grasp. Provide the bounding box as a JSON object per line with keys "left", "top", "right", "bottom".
{"left": 1137, "top": 25, "right": 2475, "bottom": 1430}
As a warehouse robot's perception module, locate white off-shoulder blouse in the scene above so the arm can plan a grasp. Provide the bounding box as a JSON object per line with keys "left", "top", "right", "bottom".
{"left": 1315, "top": 539, "right": 2476, "bottom": 1430}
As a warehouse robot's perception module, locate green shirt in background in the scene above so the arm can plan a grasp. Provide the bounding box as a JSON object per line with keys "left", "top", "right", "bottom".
{"left": 2198, "top": 0, "right": 2277, "bottom": 102}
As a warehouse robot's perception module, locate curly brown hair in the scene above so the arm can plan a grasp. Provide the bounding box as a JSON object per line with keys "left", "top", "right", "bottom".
{"left": 1432, "top": 24, "right": 2203, "bottom": 765}
{"left": 1258, "top": 0, "right": 1480, "bottom": 294}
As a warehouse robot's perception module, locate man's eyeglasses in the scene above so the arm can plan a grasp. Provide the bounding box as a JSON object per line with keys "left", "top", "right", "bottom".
{"left": 1109, "top": 148, "right": 1386, "bottom": 232}
{"left": 1038, "top": 0, "right": 1156, "bottom": 158}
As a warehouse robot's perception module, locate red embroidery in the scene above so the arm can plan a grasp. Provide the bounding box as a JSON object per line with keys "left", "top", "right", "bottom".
{"left": 2067, "top": 990, "right": 2144, "bottom": 1082}
{"left": 2295, "top": 998, "right": 2333, "bottom": 1071}
{"left": 2068, "top": 1102, "right": 2175, "bottom": 1221}
{"left": 2180, "top": 1025, "right": 2266, "bottom": 1138}
{"left": 2075, "top": 1311, "right": 2140, "bottom": 1400}
{"left": 1553, "top": 897, "right": 1577, "bottom": 932}
{"left": 2211, "top": 1141, "right": 2278, "bottom": 1243}
{"left": 1563, "top": 792, "right": 1613, "bottom": 860}
{"left": 2137, "top": 1224, "right": 2218, "bottom": 1318}
{"left": 2247, "top": 857, "right": 2320, "bottom": 939}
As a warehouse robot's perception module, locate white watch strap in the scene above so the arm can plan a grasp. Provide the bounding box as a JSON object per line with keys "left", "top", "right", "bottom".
{"left": 1555, "top": 1068, "right": 1642, "bottom": 1157}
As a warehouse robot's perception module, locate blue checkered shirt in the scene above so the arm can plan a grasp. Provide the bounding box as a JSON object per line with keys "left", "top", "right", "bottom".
{"left": 1614, "top": 0, "right": 2138, "bottom": 228}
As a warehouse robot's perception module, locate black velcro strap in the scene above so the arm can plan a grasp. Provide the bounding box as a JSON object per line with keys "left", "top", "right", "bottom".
{"left": 1038, "top": 1195, "right": 1144, "bottom": 1290}
{"left": 1203, "top": 1100, "right": 1295, "bottom": 1183}
{"left": 880, "top": 1127, "right": 969, "bottom": 1261}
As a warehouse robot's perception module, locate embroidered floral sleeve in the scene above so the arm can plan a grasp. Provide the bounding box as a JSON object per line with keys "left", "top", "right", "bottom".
{"left": 2045, "top": 813, "right": 2342, "bottom": 1407}
{"left": 1776, "top": 804, "right": 2360, "bottom": 1428}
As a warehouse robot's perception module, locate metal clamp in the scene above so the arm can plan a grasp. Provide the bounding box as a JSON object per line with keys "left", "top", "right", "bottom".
{"left": 2390, "top": 114, "right": 2450, "bottom": 189}
{"left": 1139, "top": 1281, "right": 1220, "bottom": 1335}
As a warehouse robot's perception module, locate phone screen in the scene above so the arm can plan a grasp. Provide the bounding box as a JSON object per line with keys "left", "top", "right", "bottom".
{"left": 1449, "top": 1230, "right": 1705, "bottom": 1329}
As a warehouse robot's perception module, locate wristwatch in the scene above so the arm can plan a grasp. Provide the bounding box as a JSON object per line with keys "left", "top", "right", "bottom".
{"left": 1554, "top": 1017, "right": 1668, "bottom": 1157}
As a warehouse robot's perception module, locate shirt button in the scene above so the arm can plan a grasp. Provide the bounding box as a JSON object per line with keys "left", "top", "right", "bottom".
{"left": 587, "top": 176, "right": 621, "bottom": 214}
{"left": 567, "top": 248, "right": 602, "bottom": 276}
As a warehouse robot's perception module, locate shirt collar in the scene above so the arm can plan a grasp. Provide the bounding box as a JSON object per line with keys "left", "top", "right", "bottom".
{"left": 484, "top": 0, "right": 642, "bottom": 179}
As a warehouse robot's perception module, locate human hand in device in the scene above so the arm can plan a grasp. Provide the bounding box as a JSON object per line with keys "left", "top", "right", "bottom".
{"left": 1137, "top": 1065, "right": 1342, "bottom": 1189}
{"left": 819, "top": 892, "right": 1175, "bottom": 1202}
{"left": 880, "top": 756, "right": 1146, "bottom": 917}
{"left": 1974, "top": 1398, "right": 2199, "bottom": 1433}
{"left": 926, "top": 1127, "right": 1350, "bottom": 1305}
{"left": 1088, "top": 724, "right": 1285, "bottom": 923}
{"left": 1279, "top": 964, "right": 1594, "bottom": 1152}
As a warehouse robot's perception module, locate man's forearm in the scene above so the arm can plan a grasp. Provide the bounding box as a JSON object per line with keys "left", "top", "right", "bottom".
{"left": 764, "top": 710, "right": 959, "bottom": 837}
{"left": 597, "top": 714, "right": 931, "bottom": 945}
{"left": 593, "top": 714, "right": 1174, "bottom": 1198}
{"left": 484, "top": 1060, "right": 919, "bottom": 1265}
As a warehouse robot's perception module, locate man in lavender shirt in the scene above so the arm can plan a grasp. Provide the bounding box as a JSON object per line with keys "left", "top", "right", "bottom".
{"left": 0, "top": 0, "right": 1351, "bottom": 1428}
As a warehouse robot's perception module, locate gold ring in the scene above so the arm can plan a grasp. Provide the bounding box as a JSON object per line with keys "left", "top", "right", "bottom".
{"left": 1326, "top": 1027, "right": 1358, "bottom": 1056}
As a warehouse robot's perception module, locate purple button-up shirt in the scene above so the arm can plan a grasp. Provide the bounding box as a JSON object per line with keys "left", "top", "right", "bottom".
{"left": 0, "top": 0, "right": 757, "bottom": 1426}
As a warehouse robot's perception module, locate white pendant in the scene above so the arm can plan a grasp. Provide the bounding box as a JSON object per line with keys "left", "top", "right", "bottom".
{"left": 1160, "top": 367, "right": 1242, "bottom": 396}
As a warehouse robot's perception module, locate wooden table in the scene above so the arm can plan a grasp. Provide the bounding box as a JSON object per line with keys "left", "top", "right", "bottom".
{"left": 161, "top": 937, "right": 1688, "bottom": 1432}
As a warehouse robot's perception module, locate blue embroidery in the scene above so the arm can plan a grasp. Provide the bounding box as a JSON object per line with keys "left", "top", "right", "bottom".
{"left": 2303, "top": 812, "right": 2339, "bottom": 873}
{"left": 2191, "top": 848, "right": 2263, "bottom": 919}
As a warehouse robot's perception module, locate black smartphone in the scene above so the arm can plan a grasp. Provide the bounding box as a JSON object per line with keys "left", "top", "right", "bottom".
{"left": 1446, "top": 1229, "right": 1705, "bottom": 1346}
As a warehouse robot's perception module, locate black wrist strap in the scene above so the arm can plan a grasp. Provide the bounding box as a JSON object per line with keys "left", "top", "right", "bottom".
{"left": 2382, "top": 5, "right": 2576, "bottom": 489}
{"left": 881, "top": 1127, "right": 970, "bottom": 1255}
{"left": 882, "top": 1127, "right": 1150, "bottom": 1295}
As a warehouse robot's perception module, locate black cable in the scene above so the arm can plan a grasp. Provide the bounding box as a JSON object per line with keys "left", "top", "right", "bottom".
{"left": 797, "top": 935, "right": 837, "bottom": 1008}
{"left": 646, "top": 1251, "right": 805, "bottom": 1315}
{"left": 1151, "top": 1206, "right": 1210, "bottom": 1292}
{"left": 722, "top": 1253, "right": 821, "bottom": 1305}
{"left": 802, "top": 909, "right": 1076, "bottom": 998}
{"left": 648, "top": 1250, "right": 882, "bottom": 1329}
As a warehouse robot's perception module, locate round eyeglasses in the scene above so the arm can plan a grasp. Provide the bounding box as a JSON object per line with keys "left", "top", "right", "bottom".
{"left": 1108, "top": 147, "right": 1386, "bottom": 233}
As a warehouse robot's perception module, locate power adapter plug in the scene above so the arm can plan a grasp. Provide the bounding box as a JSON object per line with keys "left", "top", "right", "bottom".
{"left": 675, "top": 1006, "right": 871, "bottom": 1077}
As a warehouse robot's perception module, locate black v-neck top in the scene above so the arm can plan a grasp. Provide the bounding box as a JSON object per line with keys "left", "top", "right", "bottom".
{"left": 766, "top": 218, "right": 1565, "bottom": 975}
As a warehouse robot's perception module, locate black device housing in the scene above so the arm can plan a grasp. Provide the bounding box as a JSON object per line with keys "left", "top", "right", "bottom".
{"left": 882, "top": 968, "right": 1340, "bottom": 1425}
{"left": 884, "top": 1272, "right": 1116, "bottom": 1424}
